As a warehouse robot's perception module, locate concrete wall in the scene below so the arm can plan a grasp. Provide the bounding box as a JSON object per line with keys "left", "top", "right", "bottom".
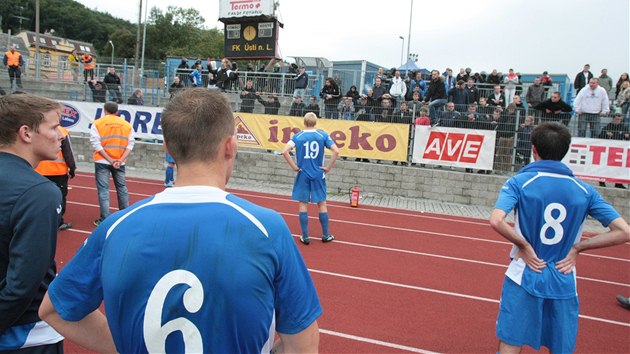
{"left": 70, "top": 135, "right": 629, "bottom": 220}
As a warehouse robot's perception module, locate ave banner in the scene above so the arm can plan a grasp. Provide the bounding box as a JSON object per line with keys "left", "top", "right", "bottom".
{"left": 562, "top": 137, "right": 630, "bottom": 184}
{"left": 58, "top": 101, "right": 410, "bottom": 161}
{"left": 411, "top": 126, "right": 496, "bottom": 170}
{"left": 235, "top": 112, "right": 410, "bottom": 161}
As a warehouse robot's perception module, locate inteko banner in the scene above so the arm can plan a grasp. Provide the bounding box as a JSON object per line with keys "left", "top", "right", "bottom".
{"left": 58, "top": 101, "right": 410, "bottom": 161}
{"left": 412, "top": 126, "right": 497, "bottom": 170}
{"left": 562, "top": 137, "right": 630, "bottom": 184}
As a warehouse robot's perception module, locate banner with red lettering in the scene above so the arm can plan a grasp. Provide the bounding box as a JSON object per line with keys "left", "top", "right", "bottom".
{"left": 562, "top": 137, "right": 630, "bottom": 184}
{"left": 411, "top": 126, "right": 496, "bottom": 169}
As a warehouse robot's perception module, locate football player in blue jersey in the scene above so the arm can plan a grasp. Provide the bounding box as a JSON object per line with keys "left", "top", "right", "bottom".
{"left": 282, "top": 112, "right": 340, "bottom": 245}
{"left": 39, "top": 89, "right": 322, "bottom": 353}
{"left": 490, "top": 122, "right": 629, "bottom": 354}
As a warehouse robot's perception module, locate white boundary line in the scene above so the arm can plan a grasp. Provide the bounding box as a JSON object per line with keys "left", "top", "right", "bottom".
{"left": 319, "top": 329, "right": 440, "bottom": 354}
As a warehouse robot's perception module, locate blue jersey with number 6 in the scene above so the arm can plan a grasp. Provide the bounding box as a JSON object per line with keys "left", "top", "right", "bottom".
{"left": 290, "top": 129, "right": 334, "bottom": 179}
{"left": 46, "top": 186, "right": 322, "bottom": 353}
{"left": 494, "top": 160, "right": 619, "bottom": 298}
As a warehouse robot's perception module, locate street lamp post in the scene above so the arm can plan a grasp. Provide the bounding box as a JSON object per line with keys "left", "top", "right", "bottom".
{"left": 108, "top": 40, "right": 115, "bottom": 65}
{"left": 398, "top": 36, "right": 404, "bottom": 66}
{"left": 406, "top": 0, "right": 413, "bottom": 63}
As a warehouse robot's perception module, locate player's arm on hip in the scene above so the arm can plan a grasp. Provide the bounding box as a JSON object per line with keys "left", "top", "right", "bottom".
{"left": 282, "top": 140, "right": 300, "bottom": 172}
{"left": 490, "top": 209, "right": 546, "bottom": 272}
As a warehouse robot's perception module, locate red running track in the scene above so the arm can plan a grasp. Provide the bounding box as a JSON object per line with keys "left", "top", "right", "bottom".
{"left": 55, "top": 172, "right": 629, "bottom": 353}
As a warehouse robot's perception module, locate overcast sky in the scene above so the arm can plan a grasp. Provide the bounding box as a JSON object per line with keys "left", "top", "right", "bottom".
{"left": 76, "top": 0, "right": 629, "bottom": 79}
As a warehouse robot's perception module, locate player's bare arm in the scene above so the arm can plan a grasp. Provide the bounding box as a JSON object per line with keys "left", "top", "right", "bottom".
{"left": 321, "top": 144, "right": 339, "bottom": 173}
{"left": 282, "top": 142, "right": 300, "bottom": 172}
{"left": 39, "top": 293, "right": 116, "bottom": 353}
{"left": 490, "top": 209, "right": 546, "bottom": 272}
{"left": 556, "top": 217, "right": 629, "bottom": 274}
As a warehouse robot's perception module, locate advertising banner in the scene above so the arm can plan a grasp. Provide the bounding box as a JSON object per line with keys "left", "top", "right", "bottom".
{"left": 235, "top": 113, "right": 410, "bottom": 161}
{"left": 562, "top": 137, "right": 630, "bottom": 184}
{"left": 58, "top": 101, "right": 410, "bottom": 161}
{"left": 219, "top": 0, "right": 275, "bottom": 19}
{"left": 412, "top": 126, "right": 496, "bottom": 170}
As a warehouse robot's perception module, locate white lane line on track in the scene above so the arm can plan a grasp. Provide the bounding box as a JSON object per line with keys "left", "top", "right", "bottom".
{"left": 319, "top": 329, "right": 439, "bottom": 354}
{"left": 309, "top": 269, "right": 630, "bottom": 327}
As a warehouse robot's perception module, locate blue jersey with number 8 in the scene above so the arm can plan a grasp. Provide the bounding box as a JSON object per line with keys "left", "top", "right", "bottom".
{"left": 494, "top": 160, "right": 620, "bottom": 298}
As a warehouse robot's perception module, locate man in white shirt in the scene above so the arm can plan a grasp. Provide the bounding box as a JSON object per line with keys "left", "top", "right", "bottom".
{"left": 573, "top": 78, "right": 610, "bottom": 138}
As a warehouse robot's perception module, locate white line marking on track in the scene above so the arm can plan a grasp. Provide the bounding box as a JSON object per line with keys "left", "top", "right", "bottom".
{"left": 319, "top": 329, "right": 440, "bottom": 354}
{"left": 310, "top": 269, "right": 630, "bottom": 327}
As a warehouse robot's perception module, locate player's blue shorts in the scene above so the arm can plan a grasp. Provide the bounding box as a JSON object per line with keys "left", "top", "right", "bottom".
{"left": 165, "top": 153, "right": 175, "bottom": 164}
{"left": 292, "top": 171, "right": 327, "bottom": 203}
{"left": 496, "top": 277, "right": 579, "bottom": 354}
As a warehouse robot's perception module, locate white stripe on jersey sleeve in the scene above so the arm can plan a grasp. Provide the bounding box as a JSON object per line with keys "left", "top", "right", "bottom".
{"left": 522, "top": 172, "right": 589, "bottom": 194}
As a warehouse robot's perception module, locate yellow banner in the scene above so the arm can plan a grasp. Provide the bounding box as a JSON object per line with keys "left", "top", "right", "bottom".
{"left": 234, "top": 113, "right": 410, "bottom": 161}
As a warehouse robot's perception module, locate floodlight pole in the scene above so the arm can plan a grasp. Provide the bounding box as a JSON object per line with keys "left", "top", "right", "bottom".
{"left": 406, "top": 0, "right": 413, "bottom": 63}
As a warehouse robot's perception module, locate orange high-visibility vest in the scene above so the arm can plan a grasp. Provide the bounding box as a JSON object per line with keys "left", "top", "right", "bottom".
{"left": 35, "top": 127, "right": 69, "bottom": 176}
{"left": 5, "top": 50, "right": 21, "bottom": 67}
{"left": 93, "top": 115, "right": 132, "bottom": 161}
{"left": 81, "top": 54, "right": 94, "bottom": 70}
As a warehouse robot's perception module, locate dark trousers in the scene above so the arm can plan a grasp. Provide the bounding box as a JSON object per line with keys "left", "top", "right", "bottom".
{"left": 8, "top": 66, "right": 22, "bottom": 88}
{"left": 84, "top": 69, "right": 94, "bottom": 81}
{"left": 1, "top": 341, "right": 63, "bottom": 354}
{"left": 45, "top": 174, "right": 69, "bottom": 225}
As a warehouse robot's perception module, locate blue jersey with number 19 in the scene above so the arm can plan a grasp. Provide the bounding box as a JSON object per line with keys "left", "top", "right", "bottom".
{"left": 494, "top": 160, "right": 620, "bottom": 299}
{"left": 47, "top": 186, "right": 322, "bottom": 353}
{"left": 290, "top": 129, "right": 334, "bottom": 179}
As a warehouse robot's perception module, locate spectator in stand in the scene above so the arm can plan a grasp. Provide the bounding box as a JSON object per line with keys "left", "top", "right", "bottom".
{"left": 168, "top": 76, "right": 184, "bottom": 100}
{"left": 448, "top": 80, "right": 470, "bottom": 112}
{"left": 512, "top": 95, "right": 526, "bottom": 119}
{"left": 573, "top": 78, "right": 609, "bottom": 137}
{"left": 526, "top": 77, "right": 546, "bottom": 110}
{"left": 494, "top": 104, "right": 518, "bottom": 172}
{"left": 477, "top": 96, "right": 494, "bottom": 121}
{"left": 460, "top": 104, "right": 478, "bottom": 128}
{"left": 375, "top": 98, "right": 395, "bottom": 123}
{"left": 616, "top": 80, "right": 630, "bottom": 125}
{"left": 408, "top": 91, "right": 424, "bottom": 116}
{"left": 423, "top": 70, "right": 448, "bottom": 125}
{"left": 103, "top": 67, "right": 123, "bottom": 103}
{"left": 372, "top": 77, "right": 387, "bottom": 101}
{"left": 456, "top": 68, "right": 469, "bottom": 82}
{"left": 176, "top": 58, "right": 190, "bottom": 87}
{"left": 333, "top": 73, "right": 343, "bottom": 94}
{"left": 535, "top": 91, "right": 573, "bottom": 125}
{"left": 189, "top": 64, "right": 203, "bottom": 87}
{"left": 88, "top": 79, "right": 107, "bottom": 103}
{"left": 409, "top": 71, "right": 427, "bottom": 99}
{"left": 293, "top": 66, "right": 308, "bottom": 100}
{"left": 464, "top": 79, "right": 479, "bottom": 104}
{"left": 68, "top": 49, "right": 81, "bottom": 83}
{"left": 541, "top": 71, "right": 553, "bottom": 89}
{"left": 574, "top": 64, "right": 593, "bottom": 94}
{"left": 214, "top": 58, "right": 238, "bottom": 92}
{"left": 320, "top": 78, "right": 341, "bottom": 119}
{"left": 598, "top": 113, "right": 629, "bottom": 189}
{"left": 515, "top": 115, "right": 534, "bottom": 168}
{"left": 515, "top": 73, "right": 524, "bottom": 97}
{"left": 345, "top": 85, "right": 360, "bottom": 105}
{"left": 375, "top": 67, "right": 389, "bottom": 89}
{"left": 598, "top": 68, "right": 614, "bottom": 99}
{"left": 443, "top": 68, "right": 455, "bottom": 92}
{"left": 414, "top": 108, "right": 431, "bottom": 126}
{"left": 486, "top": 69, "right": 502, "bottom": 86}
{"left": 239, "top": 79, "right": 258, "bottom": 113}
{"left": 488, "top": 85, "right": 505, "bottom": 108}
{"left": 615, "top": 72, "right": 629, "bottom": 99}
{"left": 440, "top": 102, "right": 461, "bottom": 128}
{"left": 289, "top": 96, "right": 306, "bottom": 117}
{"left": 305, "top": 96, "right": 320, "bottom": 117}
{"left": 127, "top": 90, "right": 144, "bottom": 106}
{"left": 393, "top": 101, "right": 413, "bottom": 125}
{"left": 81, "top": 52, "right": 95, "bottom": 82}
{"left": 355, "top": 95, "right": 372, "bottom": 122}
{"left": 472, "top": 72, "right": 484, "bottom": 84}
{"left": 337, "top": 97, "right": 355, "bottom": 121}
{"left": 257, "top": 94, "right": 281, "bottom": 115}
{"left": 389, "top": 71, "right": 407, "bottom": 108}
{"left": 503, "top": 69, "right": 519, "bottom": 107}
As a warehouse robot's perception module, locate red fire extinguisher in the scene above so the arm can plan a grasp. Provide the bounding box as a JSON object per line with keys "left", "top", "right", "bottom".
{"left": 350, "top": 185, "right": 360, "bottom": 207}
